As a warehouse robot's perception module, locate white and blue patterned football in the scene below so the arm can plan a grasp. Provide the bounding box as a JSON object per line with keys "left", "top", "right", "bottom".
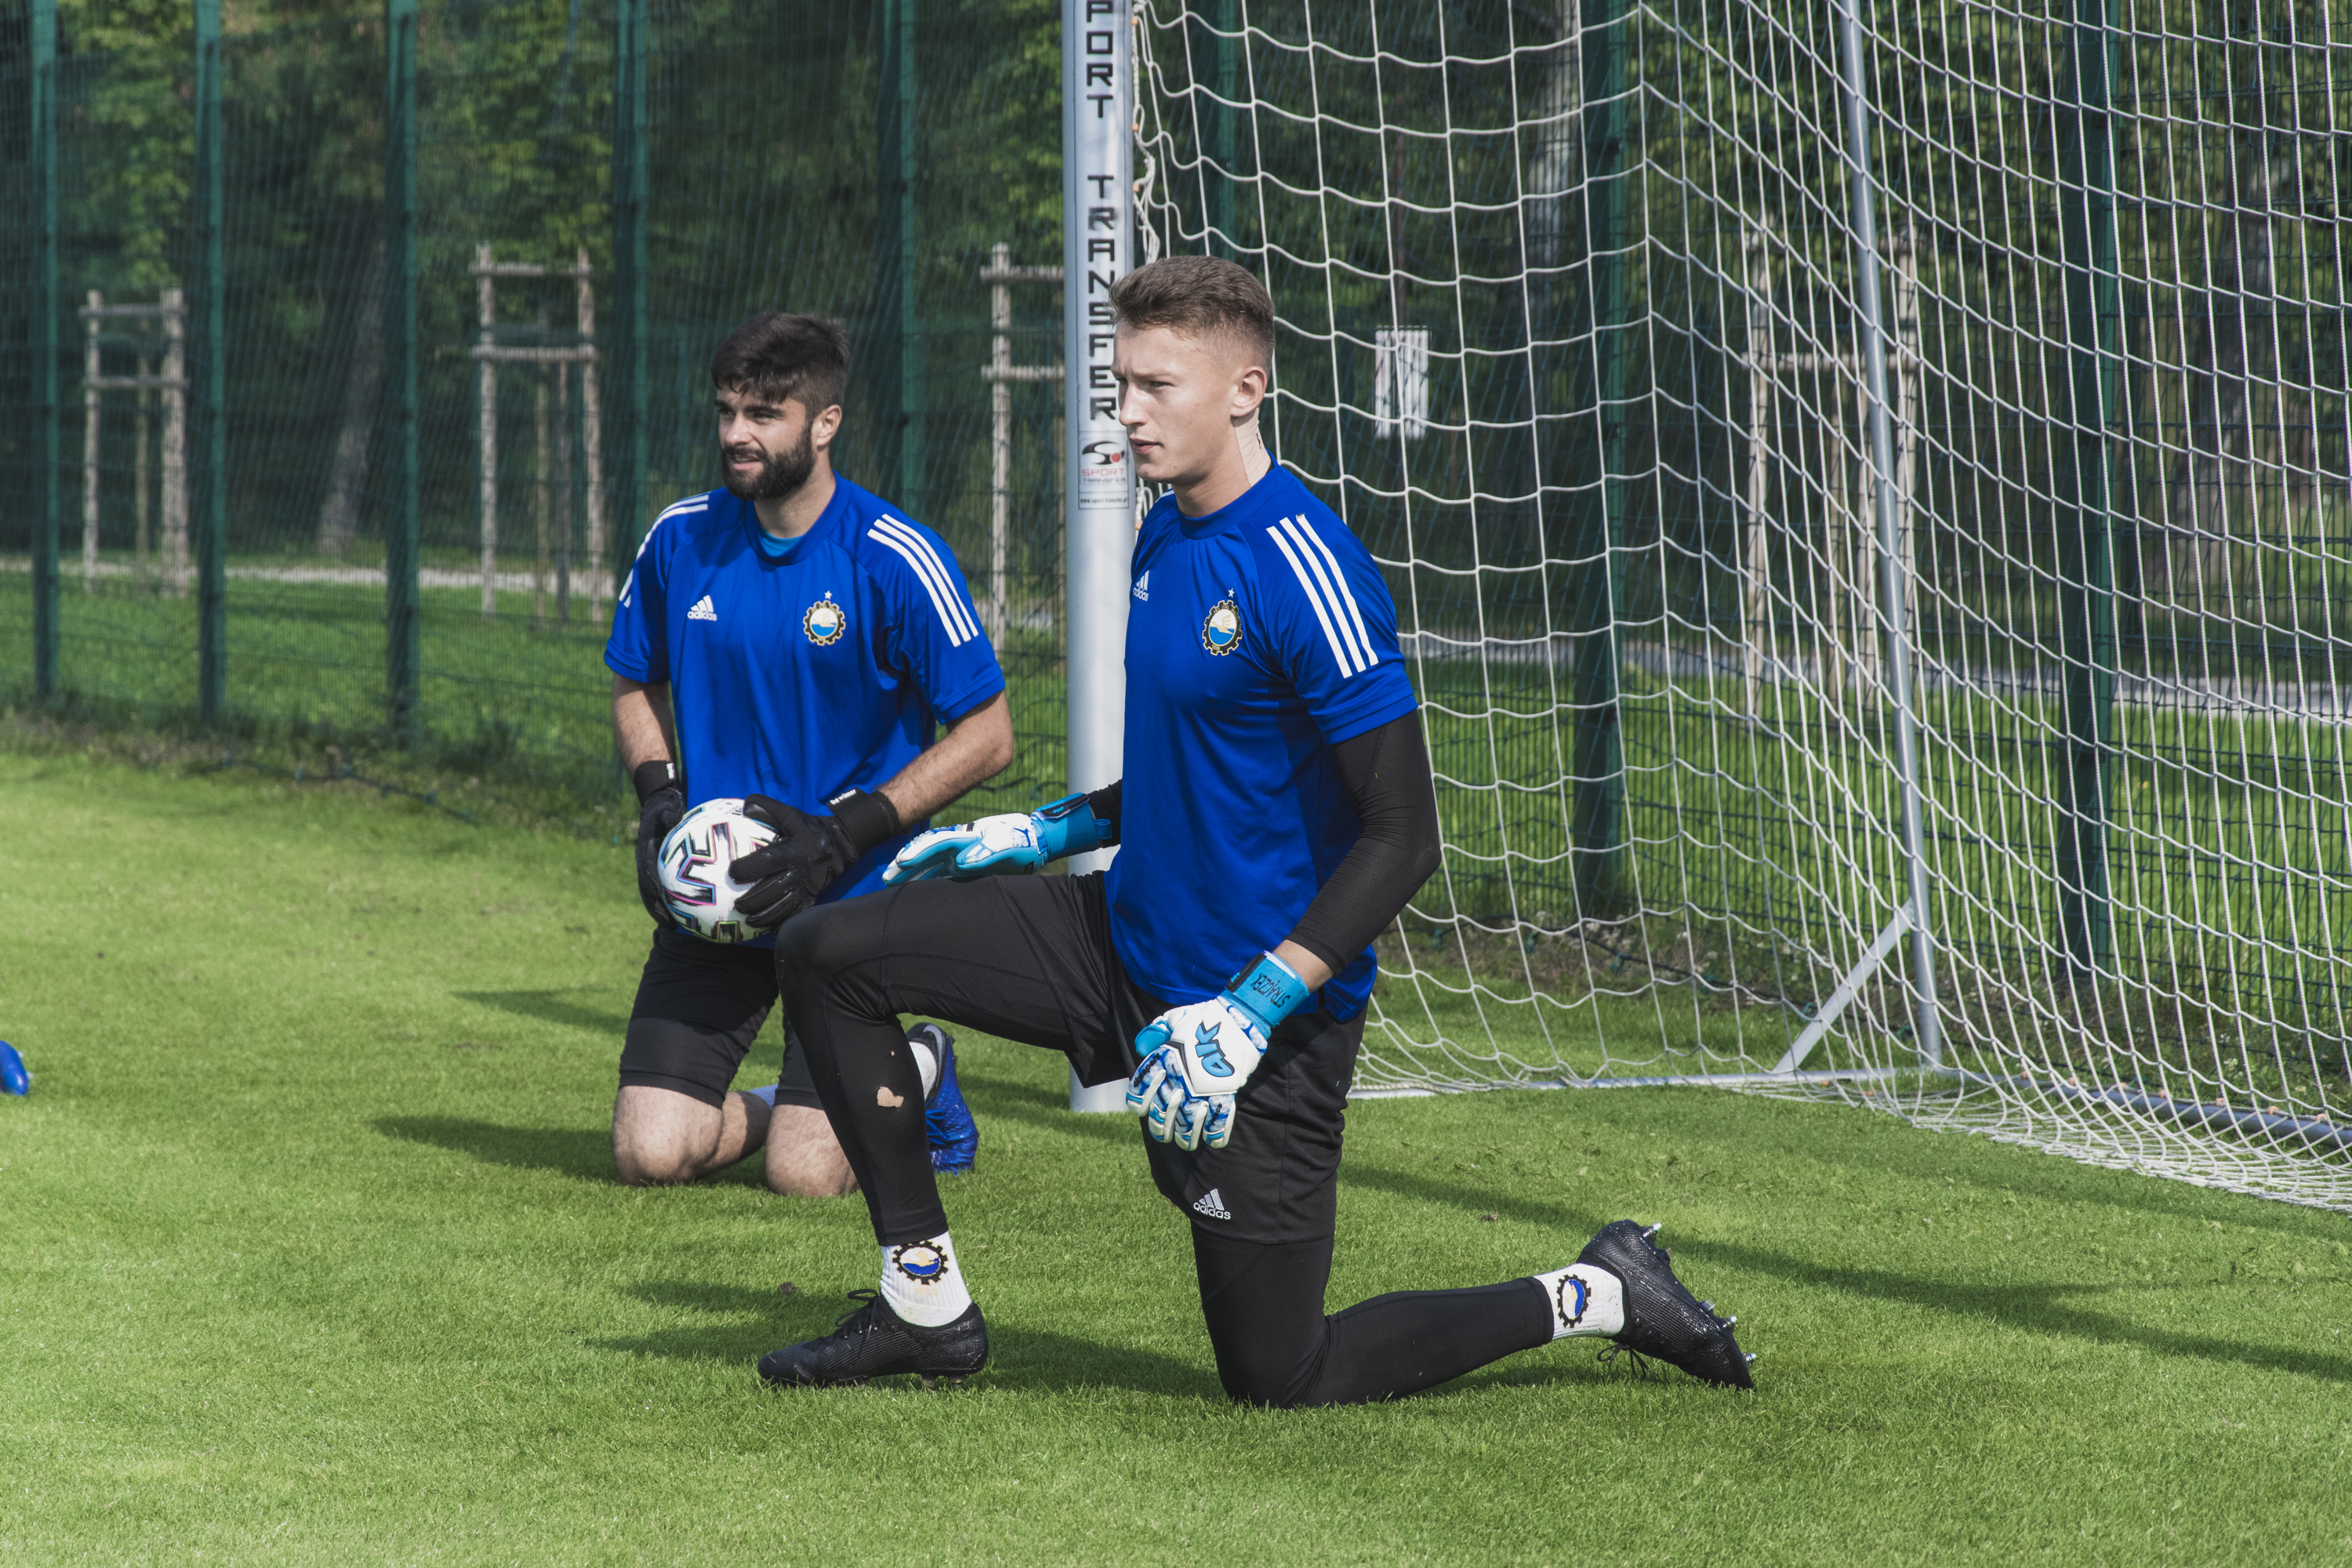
{"left": 656, "top": 797, "right": 778, "bottom": 944}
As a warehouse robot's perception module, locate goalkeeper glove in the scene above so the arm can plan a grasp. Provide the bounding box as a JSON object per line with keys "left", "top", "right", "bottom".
{"left": 730, "top": 788, "right": 901, "bottom": 929}
{"left": 882, "top": 790, "right": 1112, "bottom": 884}
{"left": 1127, "top": 952, "right": 1314, "bottom": 1152}
{"left": 633, "top": 760, "right": 686, "bottom": 927}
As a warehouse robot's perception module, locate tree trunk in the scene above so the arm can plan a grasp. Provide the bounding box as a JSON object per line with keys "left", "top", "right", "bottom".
{"left": 315, "top": 234, "right": 387, "bottom": 557}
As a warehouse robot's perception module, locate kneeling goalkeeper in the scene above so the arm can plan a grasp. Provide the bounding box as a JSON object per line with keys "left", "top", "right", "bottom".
{"left": 757, "top": 256, "right": 1752, "bottom": 1405}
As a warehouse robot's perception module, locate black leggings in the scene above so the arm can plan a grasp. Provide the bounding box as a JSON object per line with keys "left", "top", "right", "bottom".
{"left": 775, "top": 873, "right": 1552, "bottom": 1407}
{"left": 1195, "top": 1232, "right": 1551, "bottom": 1407}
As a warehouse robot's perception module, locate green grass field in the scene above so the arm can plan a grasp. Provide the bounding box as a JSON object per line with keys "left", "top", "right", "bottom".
{"left": 4, "top": 749, "right": 2350, "bottom": 1564}
{"left": 12, "top": 560, "right": 2349, "bottom": 1044}
{"left": 0, "top": 567, "right": 1073, "bottom": 822}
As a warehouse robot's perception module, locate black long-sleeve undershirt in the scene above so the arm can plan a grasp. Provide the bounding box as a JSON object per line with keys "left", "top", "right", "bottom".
{"left": 1076, "top": 710, "right": 1443, "bottom": 981}
{"left": 1288, "top": 711, "right": 1443, "bottom": 976}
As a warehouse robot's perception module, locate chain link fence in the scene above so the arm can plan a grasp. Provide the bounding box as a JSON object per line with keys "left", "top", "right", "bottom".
{"left": 2, "top": 0, "right": 1069, "bottom": 820}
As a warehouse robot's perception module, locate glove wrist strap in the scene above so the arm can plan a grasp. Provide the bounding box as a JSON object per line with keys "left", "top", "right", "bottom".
{"left": 823, "top": 787, "right": 902, "bottom": 855}
{"left": 1034, "top": 790, "right": 1112, "bottom": 861}
{"left": 632, "top": 760, "right": 679, "bottom": 804}
{"left": 1224, "top": 951, "right": 1312, "bottom": 1036}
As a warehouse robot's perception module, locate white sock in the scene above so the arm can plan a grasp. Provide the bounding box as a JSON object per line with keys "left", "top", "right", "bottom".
{"left": 742, "top": 1083, "right": 779, "bottom": 1109}
{"left": 880, "top": 1231, "right": 972, "bottom": 1327}
{"left": 1530, "top": 1264, "right": 1624, "bottom": 1339}
{"left": 907, "top": 1032, "right": 941, "bottom": 1099}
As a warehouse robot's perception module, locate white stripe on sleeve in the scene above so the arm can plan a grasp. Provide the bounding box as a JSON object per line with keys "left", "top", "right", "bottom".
{"left": 1290, "top": 514, "right": 1379, "bottom": 665}
{"left": 1265, "top": 525, "right": 1363, "bottom": 678}
{"left": 868, "top": 518, "right": 979, "bottom": 647}
{"left": 873, "top": 517, "right": 982, "bottom": 644}
{"left": 619, "top": 499, "right": 706, "bottom": 608}
{"left": 1272, "top": 515, "right": 1373, "bottom": 673}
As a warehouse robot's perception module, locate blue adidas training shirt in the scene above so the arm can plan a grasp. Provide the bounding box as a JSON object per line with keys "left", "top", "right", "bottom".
{"left": 606, "top": 477, "right": 1005, "bottom": 938}
{"left": 1109, "top": 464, "right": 1419, "bottom": 1020}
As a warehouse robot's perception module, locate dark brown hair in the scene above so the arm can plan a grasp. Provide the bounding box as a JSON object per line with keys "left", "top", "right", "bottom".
{"left": 710, "top": 311, "right": 850, "bottom": 416}
{"left": 1108, "top": 256, "right": 1275, "bottom": 372}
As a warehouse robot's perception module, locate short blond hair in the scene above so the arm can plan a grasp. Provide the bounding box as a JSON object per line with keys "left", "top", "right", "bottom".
{"left": 1108, "top": 256, "right": 1275, "bottom": 372}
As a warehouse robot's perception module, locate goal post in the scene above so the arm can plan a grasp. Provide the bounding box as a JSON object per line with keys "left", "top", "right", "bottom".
{"left": 1131, "top": 0, "right": 2352, "bottom": 1210}
{"left": 1065, "top": 0, "right": 1139, "bottom": 1113}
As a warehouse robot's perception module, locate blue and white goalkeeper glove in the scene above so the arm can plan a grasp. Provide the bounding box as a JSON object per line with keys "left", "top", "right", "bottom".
{"left": 1127, "top": 952, "right": 1314, "bottom": 1152}
{"left": 883, "top": 791, "right": 1112, "bottom": 884}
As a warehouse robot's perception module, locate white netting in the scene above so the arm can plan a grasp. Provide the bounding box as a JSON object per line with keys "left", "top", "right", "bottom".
{"left": 1133, "top": 0, "right": 2352, "bottom": 1208}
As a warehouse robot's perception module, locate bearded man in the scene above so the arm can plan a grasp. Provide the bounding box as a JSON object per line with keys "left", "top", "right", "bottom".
{"left": 603, "top": 312, "right": 1011, "bottom": 1196}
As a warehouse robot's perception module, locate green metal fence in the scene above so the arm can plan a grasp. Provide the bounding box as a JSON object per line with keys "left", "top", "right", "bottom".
{"left": 2, "top": 0, "right": 1069, "bottom": 818}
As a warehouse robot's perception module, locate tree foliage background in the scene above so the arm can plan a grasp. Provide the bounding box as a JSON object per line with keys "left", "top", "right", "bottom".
{"left": 2, "top": 0, "right": 1068, "bottom": 570}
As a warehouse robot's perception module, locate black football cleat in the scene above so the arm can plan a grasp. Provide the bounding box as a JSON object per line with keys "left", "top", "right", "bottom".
{"left": 1578, "top": 1220, "right": 1755, "bottom": 1389}
{"left": 757, "top": 1290, "right": 989, "bottom": 1389}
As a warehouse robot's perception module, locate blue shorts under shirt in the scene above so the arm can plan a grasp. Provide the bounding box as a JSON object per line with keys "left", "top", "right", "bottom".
{"left": 606, "top": 476, "right": 1005, "bottom": 941}
{"left": 1109, "top": 463, "right": 1419, "bottom": 1019}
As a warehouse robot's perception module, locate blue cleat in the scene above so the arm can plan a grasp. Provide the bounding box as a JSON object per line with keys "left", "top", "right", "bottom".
{"left": 0, "top": 1041, "right": 27, "bottom": 1097}
{"left": 911, "top": 1022, "right": 978, "bottom": 1174}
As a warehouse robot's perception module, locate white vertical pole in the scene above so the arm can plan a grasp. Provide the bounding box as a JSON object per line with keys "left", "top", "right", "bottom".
{"left": 477, "top": 242, "right": 499, "bottom": 620}
{"left": 1742, "top": 227, "right": 1773, "bottom": 721}
{"left": 559, "top": 354, "right": 576, "bottom": 626}
{"left": 990, "top": 240, "right": 1013, "bottom": 646}
{"left": 1892, "top": 224, "right": 1921, "bottom": 657}
{"left": 1836, "top": 0, "right": 1940, "bottom": 1067}
{"left": 82, "top": 290, "right": 101, "bottom": 593}
{"left": 135, "top": 351, "right": 152, "bottom": 590}
{"left": 1064, "top": 0, "right": 1135, "bottom": 1112}
{"left": 1822, "top": 377, "right": 1849, "bottom": 706}
{"left": 161, "top": 289, "right": 188, "bottom": 599}
{"left": 577, "top": 247, "right": 607, "bottom": 626}
{"left": 534, "top": 369, "right": 550, "bottom": 631}
{"left": 1852, "top": 371, "right": 1879, "bottom": 699}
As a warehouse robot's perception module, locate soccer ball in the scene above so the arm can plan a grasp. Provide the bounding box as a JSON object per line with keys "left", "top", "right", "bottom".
{"left": 657, "top": 798, "right": 777, "bottom": 944}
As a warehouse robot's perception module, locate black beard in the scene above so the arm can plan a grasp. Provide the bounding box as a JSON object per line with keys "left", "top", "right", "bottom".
{"left": 722, "top": 429, "right": 816, "bottom": 502}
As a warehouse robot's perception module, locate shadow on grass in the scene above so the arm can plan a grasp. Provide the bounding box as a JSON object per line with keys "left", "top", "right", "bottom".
{"left": 586, "top": 1277, "right": 1223, "bottom": 1398}
{"left": 972, "top": 1067, "right": 2352, "bottom": 1385}
{"left": 1616, "top": 1085, "right": 2352, "bottom": 1236}
{"left": 370, "top": 1114, "right": 783, "bottom": 1189}
{"left": 1335, "top": 1159, "right": 2352, "bottom": 1385}
{"left": 372, "top": 1114, "right": 612, "bottom": 1180}
{"left": 452, "top": 988, "right": 630, "bottom": 1033}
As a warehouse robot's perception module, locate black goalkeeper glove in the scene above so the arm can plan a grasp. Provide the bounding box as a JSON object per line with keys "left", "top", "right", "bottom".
{"left": 730, "top": 788, "right": 902, "bottom": 930}
{"left": 633, "top": 760, "right": 686, "bottom": 927}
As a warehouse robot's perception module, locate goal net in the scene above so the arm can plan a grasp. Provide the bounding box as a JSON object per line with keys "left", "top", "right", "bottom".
{"left": 1133, "top": 0, "right": 2352, "bottom": 1209}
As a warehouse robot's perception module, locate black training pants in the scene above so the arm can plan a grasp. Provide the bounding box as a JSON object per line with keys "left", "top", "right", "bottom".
{"left": 775, "top": 873, "right": 1552, "bottom": 1407}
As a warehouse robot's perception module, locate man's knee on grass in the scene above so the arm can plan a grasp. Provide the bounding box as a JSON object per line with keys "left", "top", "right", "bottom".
{"left": 1213, "top": 1352, "right": 1321, "bottom": 1410}
{"left": 1196, "top": 1232, "right": 1334, "bottom": 1410}
{"left": 612, "top": 1083, "right": 737, "bottom": 1185}
{"left": 765, "top": 1104, "right": 859, "bottom": 1199}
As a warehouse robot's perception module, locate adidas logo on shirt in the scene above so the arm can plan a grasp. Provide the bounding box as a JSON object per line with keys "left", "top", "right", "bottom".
{"left": 1190, "top": 1187, "right": 1232, "bottom": 1221}
{"left": 1132, "top": 570, "right": 1149, "bottom": 601}
{"left": 687, "top": 595, "right": 717, "bottom": 622}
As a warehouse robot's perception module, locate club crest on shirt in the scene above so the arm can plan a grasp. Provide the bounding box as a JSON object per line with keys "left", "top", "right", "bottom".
{"left": 1200, "top": 598, "right": 1243, "bottom": 656}
{"left": 803, "top": 593, "right": 848, "bottom": 646}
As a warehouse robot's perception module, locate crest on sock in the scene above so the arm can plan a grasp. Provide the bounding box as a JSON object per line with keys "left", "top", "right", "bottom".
{"left": 1554, "top": 1272, "right": 1590, "bottom": 1331}
{"left": 891, "top": 1242, "right": 948, "bottom": 1286}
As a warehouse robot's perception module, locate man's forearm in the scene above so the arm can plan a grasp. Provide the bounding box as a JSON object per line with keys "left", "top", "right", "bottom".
{"left": 1282, "top": 713, "right": 1443, "bottom": 988}
{"left": 612, "top": 677, "right": 676, "bottom": 773}
{"left": 873, "top": 691, "right": 1014, "bottom": 824}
